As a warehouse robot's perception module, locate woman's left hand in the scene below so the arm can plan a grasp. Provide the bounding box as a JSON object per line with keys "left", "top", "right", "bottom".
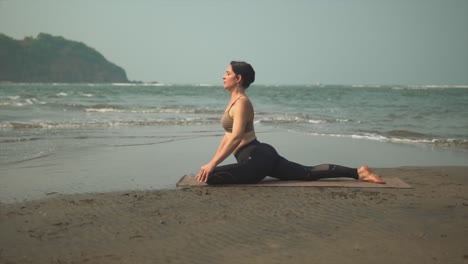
{"left": 197, "top": 162, "right": 216, "bottom": 183}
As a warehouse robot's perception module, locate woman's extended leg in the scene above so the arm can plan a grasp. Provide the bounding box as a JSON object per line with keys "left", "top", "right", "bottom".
{"left": 270, "top": 157, "right": 385, "bottom": 183}
{"left": 308, "top": 164, "right": 359, "bottom": 180}
{"left": 270, "top": 157, "right": 359, "bottom": 181}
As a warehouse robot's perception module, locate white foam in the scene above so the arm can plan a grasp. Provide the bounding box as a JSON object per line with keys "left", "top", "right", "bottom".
{"left": 336, "top": 119, "right": 350, "bottom": 122}
{"left": 112, "top": 83, "right": 134, "bottom": 86}
{"left": 85, "top": 108, "right": 122, "bottom": 113}
{"left": 308, "top": 119, "right": 325, "bottom": 124}
{"left": 196, "top": 84, "right": 216, "bottom": 87}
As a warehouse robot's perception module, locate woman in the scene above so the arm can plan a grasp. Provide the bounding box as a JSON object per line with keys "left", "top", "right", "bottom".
{"left": 196, "top": 61, "right": 385, "bottom": 185}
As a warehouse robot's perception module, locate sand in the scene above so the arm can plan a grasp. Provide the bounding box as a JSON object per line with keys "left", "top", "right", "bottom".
{"left": 1, "top": 166, "right": 467, "bottom": 264}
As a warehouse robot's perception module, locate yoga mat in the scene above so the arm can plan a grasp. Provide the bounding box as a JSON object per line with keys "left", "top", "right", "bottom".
{"left": 176, "top": 176, "right": 412, "bottom": 189}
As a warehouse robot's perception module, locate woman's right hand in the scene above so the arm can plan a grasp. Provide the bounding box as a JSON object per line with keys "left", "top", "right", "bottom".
{"left": 196, "top": 162, "right": 216, "bottom": 183}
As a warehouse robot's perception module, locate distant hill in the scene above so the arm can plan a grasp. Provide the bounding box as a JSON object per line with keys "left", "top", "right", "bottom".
{"left": 0, "top": 33, "right": 128, "bottom": 83}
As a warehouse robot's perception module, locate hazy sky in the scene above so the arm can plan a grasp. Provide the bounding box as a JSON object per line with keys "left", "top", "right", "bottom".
{"left": 1, "top": 0, "right": 467, "bottom": 85}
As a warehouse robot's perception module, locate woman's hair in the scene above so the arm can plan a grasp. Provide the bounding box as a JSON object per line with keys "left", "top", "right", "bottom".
{"left": 230, "top": 61, "right": 255, "bottom": 89}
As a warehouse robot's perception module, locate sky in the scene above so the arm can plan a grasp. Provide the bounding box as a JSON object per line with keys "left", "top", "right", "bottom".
{"left": 1, "top": 0, "right": 467, "bottom": 85}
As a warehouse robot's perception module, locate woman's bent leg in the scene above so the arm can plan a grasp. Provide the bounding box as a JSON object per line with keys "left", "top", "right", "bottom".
{"left": 206, "top": 141, "right": 278, "bottom": 185}
{"left": 206, "top": 162, "right": 266, "bottom": 185}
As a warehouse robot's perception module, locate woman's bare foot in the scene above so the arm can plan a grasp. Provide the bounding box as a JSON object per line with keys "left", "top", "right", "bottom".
{"left": 358, "top": 165, "right": 385, "bottom": 184}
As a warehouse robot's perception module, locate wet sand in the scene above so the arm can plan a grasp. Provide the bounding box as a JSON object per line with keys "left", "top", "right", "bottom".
{"left": 2, "top": 128, "right": 467, "bottom": 203}
{"left": 1, "top": 166, "right": 467, "bottom": 264}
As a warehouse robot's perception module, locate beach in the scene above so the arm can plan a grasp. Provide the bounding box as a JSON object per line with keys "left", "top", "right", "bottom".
{"left": 1, "top": 129, "right": 468, "bottom": 263}
{"left": 1, "top": 84, "right": 468, "bottom": 263}
{"left": 1, "top": 166, "right": 468, "bottom": 264}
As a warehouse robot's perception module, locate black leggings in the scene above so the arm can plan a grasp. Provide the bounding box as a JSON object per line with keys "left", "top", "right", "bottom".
{"left": 207, "top": 139, "right": 359, "bottom": 185}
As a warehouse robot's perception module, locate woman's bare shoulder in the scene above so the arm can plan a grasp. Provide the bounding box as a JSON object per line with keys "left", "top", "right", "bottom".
{"left": 233, "top": 96, "right": 254, "bottom": 113}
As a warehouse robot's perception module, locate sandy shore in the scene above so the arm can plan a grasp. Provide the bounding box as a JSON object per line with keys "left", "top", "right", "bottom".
{"left": 1, "top": 166, "right": 467, "bottom": 264}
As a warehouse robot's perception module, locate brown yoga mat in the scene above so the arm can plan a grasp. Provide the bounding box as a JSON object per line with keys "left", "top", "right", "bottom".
{"left": 176, "top": 175, "right": 411, "bottom": 188}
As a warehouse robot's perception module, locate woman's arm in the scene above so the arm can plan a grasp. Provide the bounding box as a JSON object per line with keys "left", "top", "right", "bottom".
{"left": 197, "top": 99, "right": 250, "bottom": 182}
{"left": 214, "top": 134, "right": 228, "bottom": 158}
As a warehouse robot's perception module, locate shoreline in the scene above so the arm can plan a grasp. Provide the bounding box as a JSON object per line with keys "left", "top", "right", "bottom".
{"left": 1, "top": 166, "right": 467, "bottom": 263}
{"left": 1, "top": 127, "right": 467, "bottom": 203}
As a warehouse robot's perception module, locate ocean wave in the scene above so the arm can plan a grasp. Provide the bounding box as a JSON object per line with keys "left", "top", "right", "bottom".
{"left": 0, "top": 96, "right": 46, "bottom": 107}
{"left": 259, "top": 117, "right": 305, "bottom": 124}
{"left": 84, "top": 107, "right": 222, "bottom": 115}
{"left": 258, "top": 115, "right": 351, "bottom": 125}
{"left": 383, "top": 130, "right": 430, "bottom": 138}
{"left": 302, "top": 131, "right": 468, "bottom": 151}
{"left": 0, "top": 119, "right": 220, "bottom": 130}
{"left": 112, "top": 83, "right": 170, "bottom": 87}
{"left": 382, "top": 136, "right": 468, "bottom": 150}
{"left": 85, "top": 108, "right": 129, "bottom": 113}
{"left": 195, "top": 84, "right": 217, "bottom": 87}
{"left": 349, "top": 84, "right": 468, "bottom": 89}
{"left": 0, "top": 137, "right": 42, "bottom": 143}
{"left": 393, "top": 85, "right": 468, "bottom": 90}
{"left": 308, "top": 119, "right": 326, "bottom": 124}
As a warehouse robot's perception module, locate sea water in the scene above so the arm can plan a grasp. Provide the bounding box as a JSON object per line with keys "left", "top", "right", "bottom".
{"left": 1, "top": 83, "right": 467, "bottom": 165}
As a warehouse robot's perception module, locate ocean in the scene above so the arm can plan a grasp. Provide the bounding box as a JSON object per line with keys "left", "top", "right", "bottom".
{"left": 1, "top": 83, "right": 468, "bottom": 165}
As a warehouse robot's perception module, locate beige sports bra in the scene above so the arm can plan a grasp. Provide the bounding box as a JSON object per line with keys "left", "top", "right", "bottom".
{"left": 221, "top": 97, "right": 254, "bottom": 133}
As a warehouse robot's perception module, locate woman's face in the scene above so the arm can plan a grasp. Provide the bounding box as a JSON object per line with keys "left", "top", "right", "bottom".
{"left": 223, "top": 65, "right": 239, "bottom": 90}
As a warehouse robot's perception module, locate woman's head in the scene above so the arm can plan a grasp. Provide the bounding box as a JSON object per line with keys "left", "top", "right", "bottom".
{"left": 229, "top": 61, "right": 255, "bottom": 89}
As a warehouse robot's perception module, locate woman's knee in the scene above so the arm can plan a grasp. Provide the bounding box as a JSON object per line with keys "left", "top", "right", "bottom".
{"left": 207, "top": 165, "right": 267, "bottom": 185}
{"left": 206, "top": 171, "right": 238, "bottom": 185}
